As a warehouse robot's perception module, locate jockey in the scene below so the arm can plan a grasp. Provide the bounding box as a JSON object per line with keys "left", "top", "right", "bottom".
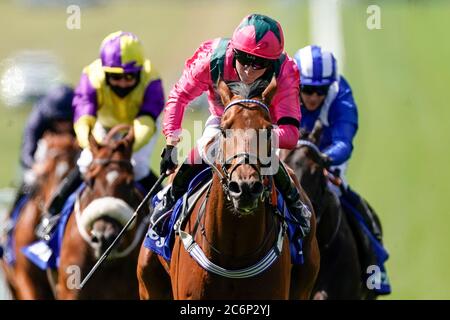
{"left": 149, "top": 14, "right": 311, "bottom": 238}
{"left": 36, "top": 31, "right": 165, "bottom": 240}
{"left": 9, "top": 85, "right": 74, "bottom": 213}
{"left": 294, "top": 44, "right": 382, "bottom": 240}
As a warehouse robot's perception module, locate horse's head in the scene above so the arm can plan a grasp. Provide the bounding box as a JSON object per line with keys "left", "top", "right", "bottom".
{"left": 281, "top": 120, "right": 327, "bottom": 202}
{"left": 215, "top": 78, "right": 277, "bottom": 215}
{"left": 33, "top": 132, "right": 80, "bottom": 205}
{"left": 79, "top": 125, "right": 142, "bottom": 258}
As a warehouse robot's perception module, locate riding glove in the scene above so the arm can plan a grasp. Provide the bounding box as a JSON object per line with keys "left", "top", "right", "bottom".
{"left": 160, "top": 145, "right": 178, "bottom": 174}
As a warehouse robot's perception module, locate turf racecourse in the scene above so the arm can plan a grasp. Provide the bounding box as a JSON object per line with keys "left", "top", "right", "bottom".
{"left": 1, "top": 0, "right": 449, "bottom": 299}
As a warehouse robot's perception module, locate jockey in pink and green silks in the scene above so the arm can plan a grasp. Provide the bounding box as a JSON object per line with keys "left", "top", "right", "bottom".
{"left": 148, "top": 14, "right": 312, "bottom": 242}
{"left": 163, "top": 14, "right": 301, "bottom": 150}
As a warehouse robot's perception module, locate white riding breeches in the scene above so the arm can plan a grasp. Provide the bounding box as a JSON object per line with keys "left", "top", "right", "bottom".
{"left": 196, "top": 115, "right": 222, "bottom": 164}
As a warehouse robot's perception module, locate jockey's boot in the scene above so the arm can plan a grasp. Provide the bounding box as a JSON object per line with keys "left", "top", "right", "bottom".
{"left": 7, "top": 180, "right": 33, "bottom": 217}
{"left": 137, "top": 170, "right": 161, "bottom": 193}
{"left": 149, "top": 162, "right": 206, "bottom": 236}
{"left": 355, "top": 194, "right": 383, "bottom": 243}
{"left": 35, "top": 167, "right": 82, "bottom": 240}
{"left": 10, "top": 182, "right": 28, "bottom": 212}
{"left": 274, "top": 161, "right": 312, "bottom": 239}
{"left": 1, "top": 182, "right": 31, "bottom": 235}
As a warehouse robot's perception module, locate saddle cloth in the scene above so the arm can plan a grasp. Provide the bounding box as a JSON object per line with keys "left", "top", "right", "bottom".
{"left": 143, "top": 168, "right": 305, "bottom": 265}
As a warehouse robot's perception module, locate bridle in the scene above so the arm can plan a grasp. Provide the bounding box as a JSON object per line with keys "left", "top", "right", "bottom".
{"left": 177, "top": 98, "right": 295, "bottom": 279}
{"left": 294, "top": 139, "right": 342, "bottom": 249}
{"left": 204, "top": 98, "right": 273, "bottom": 199}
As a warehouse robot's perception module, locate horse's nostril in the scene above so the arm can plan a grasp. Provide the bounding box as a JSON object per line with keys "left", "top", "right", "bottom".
{"left": 250, "top": 181, "right": 264, "bottom": 195}
{"left": 91, "top": 234, "right": 100, "bottom": 244}
{"left": 228, "top": 181, "right": 241, "bottom": 194}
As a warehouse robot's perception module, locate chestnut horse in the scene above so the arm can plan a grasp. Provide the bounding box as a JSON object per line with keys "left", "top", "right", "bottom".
{"left": 280, "top": 120, "right": 371, "bottom": 299}
{"left": 138, "top": 79, "right": 320, "bottom": 299}
{"left": 1, "top": 131, "right": 79, "bottom": 299}
{"left": 55, "top": 125, "right": 148, "bottom": 299}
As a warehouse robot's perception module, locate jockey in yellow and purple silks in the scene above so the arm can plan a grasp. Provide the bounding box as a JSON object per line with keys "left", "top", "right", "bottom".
{"left": 36, "top": 31, "right": 165, "bottom": 240}
{"left": 147, "top": 14, "right": 312, "bottom": 239}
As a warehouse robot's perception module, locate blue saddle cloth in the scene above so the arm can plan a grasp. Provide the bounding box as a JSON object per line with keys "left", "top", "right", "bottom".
{"left": 1, "top": 195, "right": 30, "bottom": 266}
{"left": 22, "top": 184, "right": 85, "bottom": 270}
{"left": 340, "top": 188, "right": 392, "bottom": 295}
{"left": 143, "top": 168, "right": 304, "bottom": 265}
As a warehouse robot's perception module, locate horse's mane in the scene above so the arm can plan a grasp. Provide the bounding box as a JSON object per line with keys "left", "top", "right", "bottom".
{"left": 226, "top": 79, "right": 269, "bottom": 100}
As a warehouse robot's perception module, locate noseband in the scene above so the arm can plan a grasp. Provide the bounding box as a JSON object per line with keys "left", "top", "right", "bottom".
{"left": 205, "top": 99, "right": 272, "bottom": 198}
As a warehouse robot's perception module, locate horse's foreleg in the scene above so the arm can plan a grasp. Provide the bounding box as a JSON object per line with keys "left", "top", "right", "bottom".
{"left": 289, "top": 182, "right": 321, "bottom": 300}
{"left": 137, "top": 245, "right": 172, "bottom": 300}
{"left": 0, "top": 262, "right": 17, "bottom": 299}
{"left": 290, "top": 231, "right": 320, "bottom": 299}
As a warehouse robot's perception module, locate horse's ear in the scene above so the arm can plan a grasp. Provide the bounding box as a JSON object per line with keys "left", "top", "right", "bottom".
{"left": 309, "top": 120, "right": 323, "bottom": 145}
{"left": 262, "top": 76, "right": 277, "bottom": 105}
{"left": 217, "top": 79, "right": 233, "bottom": 106}
{"left": 88, "top": 130, "right": 99, "bottom": 153}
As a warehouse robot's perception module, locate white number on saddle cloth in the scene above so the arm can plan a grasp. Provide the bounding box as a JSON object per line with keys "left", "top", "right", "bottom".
{"left": 148, "top": 229, "right": 166, "bottom": 248}
{"left": 27, "top": 241, "right": 52, "bottom": 263}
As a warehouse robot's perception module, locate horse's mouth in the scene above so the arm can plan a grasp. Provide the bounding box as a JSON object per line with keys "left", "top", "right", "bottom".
{"left": 231, "top": 199, "right": 259, "bottom": 216}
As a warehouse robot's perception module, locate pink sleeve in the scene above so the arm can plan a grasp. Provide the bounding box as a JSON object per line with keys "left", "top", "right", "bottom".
{"left": 274, "top": 124, "right": 300, "bottom": 150}
{"left": 269, "top": 55, "right": 301, "bottom": 150}
{"left": 162, "top": 40, "right": 216, "bottom": 140}
{"left": 270, "top": 56, "right": 301, "bottom": 125}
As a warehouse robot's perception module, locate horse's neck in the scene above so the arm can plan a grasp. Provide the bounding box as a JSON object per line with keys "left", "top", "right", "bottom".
{"left": 38, "top": 173, "right": 65, "bottom": 208}
{"left": 202, "top": 175, "right": 275, "bottom": 260}
{"left": 315, "top": 185, "right": 342, "bottom": 245}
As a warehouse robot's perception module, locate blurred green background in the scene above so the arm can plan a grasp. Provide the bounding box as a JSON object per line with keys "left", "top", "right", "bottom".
{"left": 1, "top": 0, "right": 449, "bottom": 299}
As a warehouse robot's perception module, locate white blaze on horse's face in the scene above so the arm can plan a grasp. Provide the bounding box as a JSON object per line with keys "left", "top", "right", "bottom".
{"left": 106, "top": 170, "right": 120, "bottom": 186}
{"left": 55, "top": 161, "right": 69, "bottom": 179}
{"left": 34, "top": 139, "right": 49, "bottom": 164}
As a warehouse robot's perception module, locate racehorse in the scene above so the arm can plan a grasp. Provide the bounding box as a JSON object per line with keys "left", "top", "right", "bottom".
{"left": 55, "top": 125, "right": 148, "bottom": 299}
{"left": 137, "top": 79, "right": 320, "bottom": 299}
{"left": 280, "top": 120, "right": 368, "bottom": 299}
{"left": 1, "top": 130, "right": 79, "bottom": 299}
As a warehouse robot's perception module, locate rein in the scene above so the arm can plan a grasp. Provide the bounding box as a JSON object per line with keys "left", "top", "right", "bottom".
{"left": 204, "top": 99, "right": 272, "bottom": 199}
{"left": 177, "top": 98, "right": 290, "bottom": 278}
{"left": 291, "top": 140, "right": 342, "bottom": 249}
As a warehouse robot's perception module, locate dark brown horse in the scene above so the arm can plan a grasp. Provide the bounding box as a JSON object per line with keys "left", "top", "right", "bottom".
{"left": 280, "top": 120, "right": 372, "bottom": 299}
{"left": 1, "top": 130, "right": 79, "bottom": 299}
{"left": 55, "top": 125, "right": 148, "bottom": 299}
{"left": 137, "top": 79, "right": 320, "bottom": 299}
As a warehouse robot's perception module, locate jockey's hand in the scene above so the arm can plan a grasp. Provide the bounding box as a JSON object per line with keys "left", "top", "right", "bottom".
{"left": 320, "top": 153, "right": 332, "bottom": 168}
{"left": 160, "top": 145, "right": 178, "bottom": 175}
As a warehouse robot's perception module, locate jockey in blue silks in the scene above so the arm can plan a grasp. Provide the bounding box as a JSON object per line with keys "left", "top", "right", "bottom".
{"left": 294, "top": 45, "right": 392, "bottom": 295}
{"left": 294, "top": 45, "right": 382, "bottom": 241}
{"left": 12, "top": 85, "right": 75, "bottom": 205}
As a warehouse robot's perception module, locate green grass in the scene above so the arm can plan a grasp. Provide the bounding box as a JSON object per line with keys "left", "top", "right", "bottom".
{"left": 0, "top": 0, "right": 309, "bottom": 187}
{"left": 1, "top": 0, "right": 449, "bottom": 299}
{"left": 342, "top": 1, "right": 450, "bottom": 299}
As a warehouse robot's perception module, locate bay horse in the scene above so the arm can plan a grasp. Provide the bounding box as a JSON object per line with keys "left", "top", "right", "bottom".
{"left": 280, "top": 120, "right": 370, "bottom": 299}
{"left": 137, "top": 79, "right": 320, "bottom": 299}
{"left": 1, "top": 129, "right": 79, "bottom": 299}
{"left": 55, "top": 125, "right": 148, "bottom": 299}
